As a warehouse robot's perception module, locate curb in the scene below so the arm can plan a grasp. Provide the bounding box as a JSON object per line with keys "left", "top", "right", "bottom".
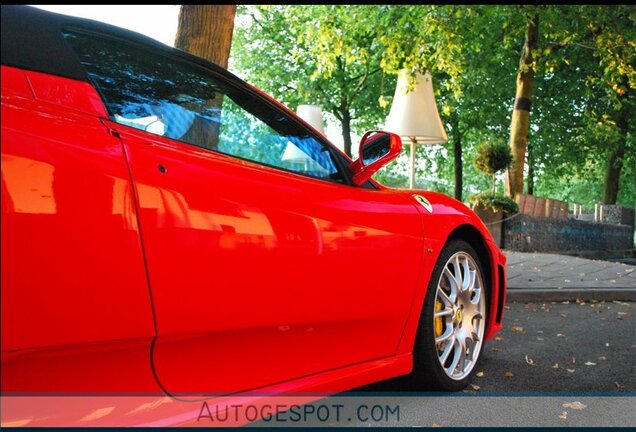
{"left": 506, "top": 288, "right": 636, "bottom": 302}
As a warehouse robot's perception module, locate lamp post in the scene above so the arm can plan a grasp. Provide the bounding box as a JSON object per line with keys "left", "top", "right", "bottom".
{"left": 385, "top": 71, "right": 448, "bottom": 189}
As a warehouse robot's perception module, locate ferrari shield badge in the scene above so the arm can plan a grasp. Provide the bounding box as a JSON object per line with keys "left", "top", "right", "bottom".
{"left": 413, "top": 194, "right": 433, "bottom": 213}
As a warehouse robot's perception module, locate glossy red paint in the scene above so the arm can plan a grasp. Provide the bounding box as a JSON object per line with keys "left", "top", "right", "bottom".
{"left": 1, "top": 66, "right": 158, "bottom": 392}
{"left": 1, "top": 354, "right": 412, "bottom": 426}
{"left": 1, "top": 11, "right": 506, "bottom": 422}
{"left": 388, "top": 190, "right": 507, "bottom": 356}
{"left": 24, "top": 69, "right": 109, "bottom": 118}
{"left": 105, "top": 120, "right": 423, "bottom": 394}
{"left": 349, "top": 131, "right": 403, "bottom": 185}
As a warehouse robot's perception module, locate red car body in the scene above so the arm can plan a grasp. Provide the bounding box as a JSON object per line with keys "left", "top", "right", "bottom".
{"left": 1, "top": 5, "right": 506, "bottom": 426}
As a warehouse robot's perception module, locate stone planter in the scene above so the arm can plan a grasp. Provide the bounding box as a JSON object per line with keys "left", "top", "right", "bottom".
{"left": 472, "top": 204, "right": 505, "bottom": 248}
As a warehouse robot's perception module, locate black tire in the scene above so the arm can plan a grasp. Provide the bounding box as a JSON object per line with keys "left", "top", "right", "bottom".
{"left": 411, "top": 239, "right": 488, "bottom": 391}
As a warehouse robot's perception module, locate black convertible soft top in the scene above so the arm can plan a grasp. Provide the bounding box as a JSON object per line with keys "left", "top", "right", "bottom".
{"left": 0, "top": 5, "right": 227, "bottom": 82}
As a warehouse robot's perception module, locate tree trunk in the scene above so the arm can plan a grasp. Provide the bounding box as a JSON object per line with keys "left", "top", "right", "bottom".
{"left": 174, "top": 5, "right": 236, "bottom": 150}
{"left": 506, "top": 12, "right": 539, "bottom": 198}
{"left": 175, "top": 5, "right": 236, "bottom": 68}
{"left": 527, "top": 139, "right": 534, "bottom": 195}
{"left": 341, "top": 109, "right": 353, "bottom": 157}
{"left": 451, "top": 115, "right": 463, "bottom": 201}
{"left": 603, "top": 115, "right": 627, "bottom": 204}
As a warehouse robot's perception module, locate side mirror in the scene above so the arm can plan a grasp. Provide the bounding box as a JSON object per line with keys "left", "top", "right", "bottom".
{"left": 349, "top": 131, "right": 402, "bottom": 185}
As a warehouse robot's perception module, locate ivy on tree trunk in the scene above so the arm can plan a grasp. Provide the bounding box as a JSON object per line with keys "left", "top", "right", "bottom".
{"left": 506, "top": 11, "right": 539, "bottom": 198}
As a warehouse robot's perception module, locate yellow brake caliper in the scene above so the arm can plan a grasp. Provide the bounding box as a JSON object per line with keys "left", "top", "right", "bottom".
{"left": 435, "top": 299, "right": 444, "bottom": 339}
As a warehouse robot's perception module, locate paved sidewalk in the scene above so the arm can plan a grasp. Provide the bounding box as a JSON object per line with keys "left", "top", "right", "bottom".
{"left": 505, "top": 251, "right": 636, "bottom": 302}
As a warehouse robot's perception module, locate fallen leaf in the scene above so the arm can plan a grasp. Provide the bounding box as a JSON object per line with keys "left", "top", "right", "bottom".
{"left": 476, "top": 371, "right": 485, "bottom": 377}
{"left": 566, "top": 368, "right": 575, "bottom": 373}
{"left": 552, "top": 363, "right": 559, "bottom": 369}
{"left": 557, "top": 333, "right": 565, "bottom": 337}
{"left": 505, "top": 371, "right": 514, "bottom": 377}
{"left": 562, "top": 301, "right": 570, "bottom": 305}
{"left": 617, "top": 312, "right": 628, "bottom": 317}
{"left": 525, "top": 355, "right": 536, "bottom": 366}
{"left": 599, "top": 356, "right": 607, "bottom": 361}
{"left": 560, "top": 313, "right": 568, "bottom": 318}
{"left": 572, "top": 357, "right": 576, "bottom": 364}
{"left": 511, "top": 326, "right": 524, "bottom": 333}
{"left": 559, "top": 411, "right": 568, "bottom": 420}
{"left": 615, "top": 382, "right": 624, "bottom": 390}
{"left": 495, "top": 337, "right": 504, "bottom": 341}
{"left": 469, "top": 383, "right": 480, "bottom": 391}
{"left": 585, "top": 361, "right": 596, "bottom": 366}
{"left": 563, "top": 401, "right": 587, "bottom": 410}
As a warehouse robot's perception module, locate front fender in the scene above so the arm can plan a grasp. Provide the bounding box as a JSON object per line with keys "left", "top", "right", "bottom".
{"left": 391, "top": 189, "right": 507, "bottom": 356}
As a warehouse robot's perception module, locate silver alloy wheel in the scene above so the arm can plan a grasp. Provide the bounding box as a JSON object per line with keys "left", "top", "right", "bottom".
{"left": 433, "top": 251, "right": 485, "bottom": 380}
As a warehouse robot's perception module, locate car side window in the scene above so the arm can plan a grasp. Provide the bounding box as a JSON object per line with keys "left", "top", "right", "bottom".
{"left": 63, "top": 31, "right": 343, "bottom": 182}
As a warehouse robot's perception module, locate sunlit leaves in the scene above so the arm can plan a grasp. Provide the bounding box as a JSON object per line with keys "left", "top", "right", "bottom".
{"left": 231, "top": 5, "right": 634, "bottom": 205}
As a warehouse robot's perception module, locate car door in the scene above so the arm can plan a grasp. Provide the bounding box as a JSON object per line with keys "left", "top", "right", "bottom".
{"left": 0, "top": 65, "right": 157, "bottom": 392}
{"left": 65, "top": 31, "right": 424, "bottom": 394}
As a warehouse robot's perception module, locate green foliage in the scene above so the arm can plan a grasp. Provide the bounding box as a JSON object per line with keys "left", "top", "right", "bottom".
{"left": 229, "top": 5, "right": 636, "bottom": 207}
{"left": 473, "top": 140, "right": 513, "bottom": 176}
{"left": 470, "top": 192, "right": 519, "bottom": 214}
{"left": 230, "top": 5, "right": 391, "bottom": 155}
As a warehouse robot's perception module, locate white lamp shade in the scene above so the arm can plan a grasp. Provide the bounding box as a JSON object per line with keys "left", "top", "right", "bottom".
{"left": 296, "top": 104, "right": 325, "bottom": 134}
{"left": 385, "top": 70, "right": 448, "bottom": 145}
{"left": 281, "top": 141, "right": 308, "bottom": 162}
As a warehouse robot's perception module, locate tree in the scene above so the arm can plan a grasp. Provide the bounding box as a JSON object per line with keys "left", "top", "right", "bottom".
{"left": 232, "top": 5, "right": 388, "bottom": 157}
{"left": 374, "top": 5, "right": 520, "bottom": 199}
{"left": 505, "top": 7, "right": 539, "bottom": 198}
{"left": 174, "top": 5, "right": 236, "bottom": 149}
{"left": 522, "top": 5, "right": 635, "bottom": 205}
{"left": 230, "top": 5, "right": 635, "bottom": 207}
{"left": 474, "top": 140, "right": 513, "bottom": 195}
{"left": 586, "top": 6, "right": 636, "bottom": 204}
{"left": 175, "top": 5, "right": 236, "bottom": 68}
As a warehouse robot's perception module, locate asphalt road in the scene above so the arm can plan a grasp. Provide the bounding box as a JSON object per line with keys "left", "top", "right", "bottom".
{"left": 336, "top": 300, "right": 636, "bottom": 427}
{"left": 473, "top": 300, "right": 635, "bottom": 393}
{"left": 360, "top": 300, "right": 636, "bottom": 393}
{"left": 251, "top": 301, "right": 635, "bottom": 427}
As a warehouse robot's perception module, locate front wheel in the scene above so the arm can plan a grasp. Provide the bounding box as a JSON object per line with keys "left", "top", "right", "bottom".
{"left": 412, "top": 239, "right": 487, "bottom": 391}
